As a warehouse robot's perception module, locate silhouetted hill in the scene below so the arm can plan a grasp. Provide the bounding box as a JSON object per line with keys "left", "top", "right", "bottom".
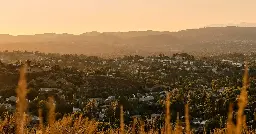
{"left": 1, "top": 27, "right": 256, "bottom": 57}
{"left": 207, "top": 22, "right": 256, "bottom": 27}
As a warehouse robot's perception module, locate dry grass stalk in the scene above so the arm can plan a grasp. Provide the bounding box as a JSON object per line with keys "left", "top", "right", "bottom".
{"left": 185, "top": 104, "right": 191, "bottom": 134}
{"left": 165, "top": 92, "right": 172, "bottom": 134}
{"left": 132, "top": 117, "right": 137, "bottom": 134}
{"left": 16, "top": 64, "right": 28, "bottom": 134}
{"left": 47, "top": 96, "right": 56, "bottom": 133}
{"left": 111, "top": 100, "right": 118, "bottom": 116}
{"left": 174, "top": 112, "right": 182, "bottom": 134}
{"left": 139, "top": 119, "right": 145, "bottom": 134}
{"left": 120, "top": 105, "right": 124, "bottom": 134}
{"left": 85, "top": 120, "right": 98, "bottom": 134}
{"left": 73, "top": 114, "right": 83, "bottom": 131}
{"left": 0, "top": 118, "right": 8, "bottom": 133}
{"left": 242, "top": 115, "right": 247, "bottom": 132}
{"left": 213, "top": 129, "right": 225, "bottom": 134}
{"left": 38, "top": 108, "right": 44, "bottom": 133}
{"left": 254, "top": 111, "right": 256, "bottom": 121}
{"left": 236, "top": 62, "right": 249, "bottom": 134}
{"left": 227, "top": 103, "right": 234, "bottom": 134}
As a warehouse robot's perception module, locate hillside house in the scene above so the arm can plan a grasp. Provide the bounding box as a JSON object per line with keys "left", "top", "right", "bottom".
{"left": 39, "top": 88, "right": 62, "bottom": 94}
{"left": 6, "top": 96, "right": 16, "bottom": 102}
{"left": 139, "top": 96, "right": 154, "bottom": 102}
{"left": 105, "top": 96, "right": 115, "bottom": 103}
{"left": 73, "top": 107, "right": 82, "bottom": 113}
{"left": 27, "top": 66, "right": 43, "bottom": 73}
{"left": 42, "top": 66, "right": 52, "bottom": 71}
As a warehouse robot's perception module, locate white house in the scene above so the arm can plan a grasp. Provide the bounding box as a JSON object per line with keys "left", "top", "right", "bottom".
{"left": 200, "top": 120, "right": 208, "bottom": 125}
{"left": 6, "top": 96, "right": 16, "bottom": 102}
{"left": 212, "top": 67, "right": 218, "bottom": 74}
{"left": 139, "top": 96, "right": 154, "bottom": 102}
{"left": 0, "top": 103, "right": 12, "bottom": 109}
{"left": 192, "top": 118, "right": 201, "bottom": 125}
{"left": 39, "top": 88, "right": 62, "bottom": 93}
{"left": 151, "top": 114, "right": 161, "bottom": 118}
{"left": 27, "top": 66, "right": 43, "bottom": 73}
{"left": 175, "top": 55, "right": 183, "bottom": 62}
{"left": 99, "top": 112, "right": 105, "bottom": 120}
{"left": 183, "top": 61, "right": 189, "bottom": 65}
{"left": 31, "top": 116, "right": 40, "bottom": 121}
{"left": 105, "top": 96, "right": 115, "bottom": 102}
{"left": 131, "top": 115, "right": 141, "bottom": 119}
{"left": 73, "top": 107, "right": 82, "bottom": 113}
{"left": 128, "top": 97, "right": 138, "bottom": 102}
{"left": 42, "top": 66, "right": 52, "bottom": 71}
{"left": 232, "top": 62, "right": 243, "bottom": 67}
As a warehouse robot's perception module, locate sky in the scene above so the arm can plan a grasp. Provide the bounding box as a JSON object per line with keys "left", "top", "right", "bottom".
{"left": 0, "top": 0, "right": 255, "bottom": 35}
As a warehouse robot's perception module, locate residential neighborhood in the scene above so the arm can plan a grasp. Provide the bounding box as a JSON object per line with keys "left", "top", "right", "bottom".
{"left": 0, "top": 51, "right": 256, "bottom": 132}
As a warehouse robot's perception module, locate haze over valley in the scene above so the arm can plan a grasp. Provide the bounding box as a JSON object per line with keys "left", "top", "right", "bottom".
{"left": 1, "top": 26, "right": 256, "bottom": 57}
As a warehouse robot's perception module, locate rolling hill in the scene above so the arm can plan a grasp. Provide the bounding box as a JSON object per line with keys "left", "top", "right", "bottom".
{"left": 1, "top": 27, "right": 256, "bottom": 57}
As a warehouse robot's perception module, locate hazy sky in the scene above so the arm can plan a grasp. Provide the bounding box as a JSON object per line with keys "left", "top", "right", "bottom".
{"left": 0, "top": 0, "right": 255, "bottom": 35}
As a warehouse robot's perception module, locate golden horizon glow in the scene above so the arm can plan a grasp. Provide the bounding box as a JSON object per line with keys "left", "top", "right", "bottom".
{"left": 0, "top": 0, "right": 255, "bottom": 35}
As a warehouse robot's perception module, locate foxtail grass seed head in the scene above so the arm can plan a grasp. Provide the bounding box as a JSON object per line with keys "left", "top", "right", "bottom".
{"left": 16, "top": 65, "right": 28, "bottom": 134}
{"left": 236, "top": 62, "right": 248, "bottom": 134}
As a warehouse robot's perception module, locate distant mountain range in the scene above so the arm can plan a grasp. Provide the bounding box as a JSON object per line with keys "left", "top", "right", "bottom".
{"left": 206, "top": 22, "right": 256, "bottom": 27}
{"left": 1, "top": 26, "right": 256, "bottom": 57}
